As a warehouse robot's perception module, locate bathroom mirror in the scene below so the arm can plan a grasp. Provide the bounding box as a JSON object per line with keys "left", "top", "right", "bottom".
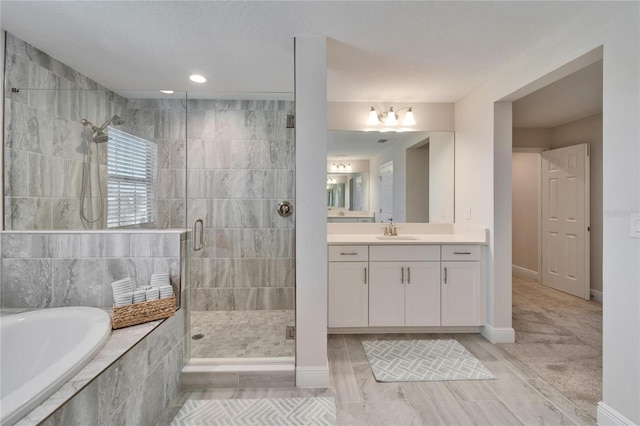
{"left": 327, "top": 131, "right": 454, "bottom": 223}
{"left": 327, "top": 172, "right": 369, "bottom": 211}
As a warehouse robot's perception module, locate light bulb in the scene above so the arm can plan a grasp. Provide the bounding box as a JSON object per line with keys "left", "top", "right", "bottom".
{"left": 384, "top": 107, "right": 398, "bottom": 126}
{"left": 367, "top": 107, "right": 380, "bottom": 125}
{"left": 402, "top": 108, "right": 416, "bottom": 126}
{"left": 189, "top": 74, "right": 207, "bottom": 83}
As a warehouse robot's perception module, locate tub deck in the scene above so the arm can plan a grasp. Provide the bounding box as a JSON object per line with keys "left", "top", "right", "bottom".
{"left": 1, "top": 308, "right": 165, "bottom": 426}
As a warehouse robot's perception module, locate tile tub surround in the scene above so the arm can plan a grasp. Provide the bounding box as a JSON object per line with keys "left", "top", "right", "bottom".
{"left": 8, "top": 308, "right": 186, "bottom": 426}
{"left": 187, "top": 99, "right": 296, "bottom": 313}
{"left": 0, "top": 230, "right": 185, "bottom": 309}
{"left": 4, "top": 33, "right": 188, "bottom": 231}
{"left": 4, "top": 33, "right": 128, "bottom": 230}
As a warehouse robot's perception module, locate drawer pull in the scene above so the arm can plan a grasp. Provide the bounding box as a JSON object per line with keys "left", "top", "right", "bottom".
{"left": 364, "top": 267, "right": 367, "bottom": 285}
{"left": 453, "top": 251, "right": 472, "bottom": 255}
{"left": 340, "top": 252, "right": 358, "bottom": 256}
{"left": 401, "top": 267, "right": 404, "bottom": 284}
{"left": 407, "top": 267, "right": 411, "bottom": 284}
{"left": 444, "top": 266, "right": 448, "bottom": 284}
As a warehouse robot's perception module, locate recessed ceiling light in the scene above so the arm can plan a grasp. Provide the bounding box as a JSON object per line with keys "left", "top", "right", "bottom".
{"left": 189, "top": 74, "right": 207, "bottom": 83}
{"left": 160, "top": 90, "right": 174, "bottom": 94}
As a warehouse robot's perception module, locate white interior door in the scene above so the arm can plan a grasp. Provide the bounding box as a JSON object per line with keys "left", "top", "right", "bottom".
{"left": 379, "top": 161, "right": 393, "bottom": 222}
{"left": 541, "top": 143, "right": 590, "bottom": 299}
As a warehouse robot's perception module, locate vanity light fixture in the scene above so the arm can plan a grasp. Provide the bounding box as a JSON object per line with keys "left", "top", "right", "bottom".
{"left": 367, "top": 106, "right": 416, "bottom": 127}
{"left": 327, "top": 177, "right": 337, "bottom": 184}
{"left": 189, "top": 74, "right": 207, "bottom": 83}
{"left": 331, "top": 163, "right": 352, "bottom": 172}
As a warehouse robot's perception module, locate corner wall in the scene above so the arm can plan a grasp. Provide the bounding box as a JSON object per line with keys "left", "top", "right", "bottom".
{"left": 455, "top": 3, "right": 639, "bottom": 422}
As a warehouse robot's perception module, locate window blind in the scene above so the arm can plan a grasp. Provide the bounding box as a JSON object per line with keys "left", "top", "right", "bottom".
{"left": 107, "top": 128, "right": 157, "bottom": 228}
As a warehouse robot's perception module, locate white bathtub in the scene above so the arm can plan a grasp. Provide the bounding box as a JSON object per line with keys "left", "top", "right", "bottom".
{"left": 0, "top": 307, "right": 111, "bottom": 426}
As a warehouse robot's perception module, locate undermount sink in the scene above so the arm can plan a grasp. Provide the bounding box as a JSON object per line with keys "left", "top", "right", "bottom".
{"left": 375, "top": 235, "right": 419, "bottom": 240}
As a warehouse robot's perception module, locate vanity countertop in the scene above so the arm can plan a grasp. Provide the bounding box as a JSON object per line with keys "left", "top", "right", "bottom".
{"left": 327, "top": 223, "right": 488, "bottom": 245}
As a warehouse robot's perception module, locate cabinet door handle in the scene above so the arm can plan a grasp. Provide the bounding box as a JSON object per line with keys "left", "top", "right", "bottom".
{"left": 401, "top": 266, "right": 404, "bottom": 284}
{"left": 364, "top": 267, "right": 367, "bottom": 285}
{"left": 340, "top": 252, "right": 358, "bottom": 256}
{"left": 407, "top": 267, "right": 411, "bottom": 284}
{"left": 444, "top": 266, "right": 448, "bottom": 284}
{"left": 453, "top": 251, "right": 472, "bottom": 255}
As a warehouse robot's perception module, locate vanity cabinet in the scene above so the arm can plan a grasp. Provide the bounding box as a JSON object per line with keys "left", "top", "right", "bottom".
{"left": 327, "top": 243, "right": 483, "bottom": 330}
{"left": 441, "top": 245, "right": 482, "bottom": 326}
{"left": 369, "top": 246, "right": 441, "bottom": 327}
{"left": 328, "top": 246, "right": 369, "bottom": 327}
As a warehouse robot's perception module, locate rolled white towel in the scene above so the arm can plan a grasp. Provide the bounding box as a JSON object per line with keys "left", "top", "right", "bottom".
{"left": 150, "top": 273, "right": 170, "bottom": 287}
{"left": 114, "top": 291, "right": 133, "bottom": 307}
{"left": 145, "top": 287, "right": 160, "bottom": 301}
{"left": 111, "top": 277, "right": 133, "bottom": 295}
{"left": 158, "top": 284, "right": 174, "bottom": 299}
{"left": 133, "top": 289, "right": 146, "bottom": 304}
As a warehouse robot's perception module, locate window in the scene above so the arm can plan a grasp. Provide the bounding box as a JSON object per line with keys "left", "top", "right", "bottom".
{"left": 107, "top": 128, "right": 157, "bottom": 228}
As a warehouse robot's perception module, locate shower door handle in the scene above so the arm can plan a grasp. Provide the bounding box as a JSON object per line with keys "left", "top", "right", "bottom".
{"left": 192, "top": 219, "right": 204, "bottom": 251}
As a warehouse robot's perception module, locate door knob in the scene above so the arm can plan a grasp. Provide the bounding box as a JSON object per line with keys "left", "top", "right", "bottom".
{"left": 277, "top": 201, "right": 293, "bottom": 217}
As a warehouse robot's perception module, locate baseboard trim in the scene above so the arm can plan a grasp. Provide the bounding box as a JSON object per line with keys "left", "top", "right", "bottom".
{"left": 590, "top": 289, "right": 603, "bottom": 304}
{"left": 481, "top": 323, "right": 515, "bottom": 343}
{"left": 512, "top": 265, "right": 539, "bottom": 281}
{"left": 597, "top": 401, "right": 635, "bottom": 425}
{"left": 328, "top": 326, "right": 481, "bottom": 334}
{"left": 296, "top": 365, "right": 329, "bottom": 388}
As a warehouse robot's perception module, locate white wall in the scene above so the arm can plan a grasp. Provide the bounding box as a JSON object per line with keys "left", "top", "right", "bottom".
{"left": 294, "top": 36, "right": 329, "bottom": 388}
{"left": 512, "top": 152, "right": 540, "bottom": 274}
{"left": 455, "top": 4, "right": 639, "bottom": 423}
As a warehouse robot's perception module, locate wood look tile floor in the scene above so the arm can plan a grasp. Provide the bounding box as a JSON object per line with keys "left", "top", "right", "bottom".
{"left": 166, "top": 277, "right": 600, "bottom": 425}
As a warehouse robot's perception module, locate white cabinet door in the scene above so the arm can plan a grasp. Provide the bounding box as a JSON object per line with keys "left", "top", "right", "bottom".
{"left": 328, "top": 262, "right": 369, "bottom": 327}
{"left": 405, "top": 262, "right": 441, "bottom": 326}
{"left": 369, "top": 261, "right": 404, "bottom": 326}
{"left": 441, "top": 261, "right": 481, "bottom": 326}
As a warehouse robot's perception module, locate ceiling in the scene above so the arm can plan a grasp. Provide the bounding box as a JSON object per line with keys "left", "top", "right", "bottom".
{"left": 1, "top": 1, "right": 599, "bottom": 107}
{"left": 513, "top": 60, "right": 603, "bottom": 128}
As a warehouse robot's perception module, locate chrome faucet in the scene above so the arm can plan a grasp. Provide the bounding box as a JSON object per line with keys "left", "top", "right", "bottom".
{"left": 383, "top": 219, "right": 397, "bottom": 236}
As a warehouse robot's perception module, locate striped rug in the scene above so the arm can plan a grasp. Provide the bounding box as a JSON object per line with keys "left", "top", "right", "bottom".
{"left": 170, "top": 397, "right": 337, "bottom": 426}
{"left": 362, "top": 339, "right": 495, "bottom": 382}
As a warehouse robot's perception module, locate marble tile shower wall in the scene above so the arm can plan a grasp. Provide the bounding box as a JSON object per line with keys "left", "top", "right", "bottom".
{"left": 186, "top": 100, "right": 296, "bottom": 312}
{"left": 125, "top": 98, "right": 187, "bottom": 229}
{"left": 4, "top": 33, "right": 128, "bottom": 230}
{"left": 0, "top": 232, "right": 181, "bottom": 309}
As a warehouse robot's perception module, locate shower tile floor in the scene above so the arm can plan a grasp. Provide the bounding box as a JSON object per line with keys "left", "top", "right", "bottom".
{"left": 190, "top": 310, "right": 295, "bottom": 358}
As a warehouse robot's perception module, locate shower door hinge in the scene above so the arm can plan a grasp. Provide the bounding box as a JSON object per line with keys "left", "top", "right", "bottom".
{"left": 285, "top": 326, "right": 295, "bottom": 340}
{"left": 11, "top": 88, "right": 19, "bottom": 93}
{"left": 286, "top": 115, "right": 295, "bottom": 129}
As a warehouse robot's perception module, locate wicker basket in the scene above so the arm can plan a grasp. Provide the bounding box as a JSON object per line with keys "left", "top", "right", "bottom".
{"left": 112, "top": 295, "right": 176, "bottom": 329}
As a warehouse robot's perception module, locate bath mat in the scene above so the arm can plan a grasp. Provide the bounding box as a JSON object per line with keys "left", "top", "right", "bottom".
{"left": 361, "top": 339, "right": 495, "bottom": 382}
{"left": 170, "top": 397, "right": 337, "bottom": 426}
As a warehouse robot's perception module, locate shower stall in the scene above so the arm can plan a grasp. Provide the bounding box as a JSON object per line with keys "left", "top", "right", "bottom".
{"left": 3, "top": 33, "right": 296, "bottom": 372}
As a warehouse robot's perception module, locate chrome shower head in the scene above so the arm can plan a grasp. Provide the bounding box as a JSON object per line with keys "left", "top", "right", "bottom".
{"left": 109, "top": 115, "right": 125, "bottom": 126}
{"left": 92, "top": 131, "right": 109, "bottom": 144}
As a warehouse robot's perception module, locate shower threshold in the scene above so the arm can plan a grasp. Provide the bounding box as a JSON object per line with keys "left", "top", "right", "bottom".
{"left": 181, "top": 357, "right": 295, "bottom": 388}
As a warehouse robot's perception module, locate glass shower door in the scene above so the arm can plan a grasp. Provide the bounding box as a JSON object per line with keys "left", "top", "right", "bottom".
{"left": 186, "top": 96, "right": 295, "bottom": 360}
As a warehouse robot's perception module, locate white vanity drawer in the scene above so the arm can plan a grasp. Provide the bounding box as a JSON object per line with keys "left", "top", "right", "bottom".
{"left": 442, "top": 245, "right": 481, "bottom": 261}
{"left": 370, "top": 245, "right": 440, "bottom": 262}
{"left": 329, "top": 245, "right": 369, "bottom": 262}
